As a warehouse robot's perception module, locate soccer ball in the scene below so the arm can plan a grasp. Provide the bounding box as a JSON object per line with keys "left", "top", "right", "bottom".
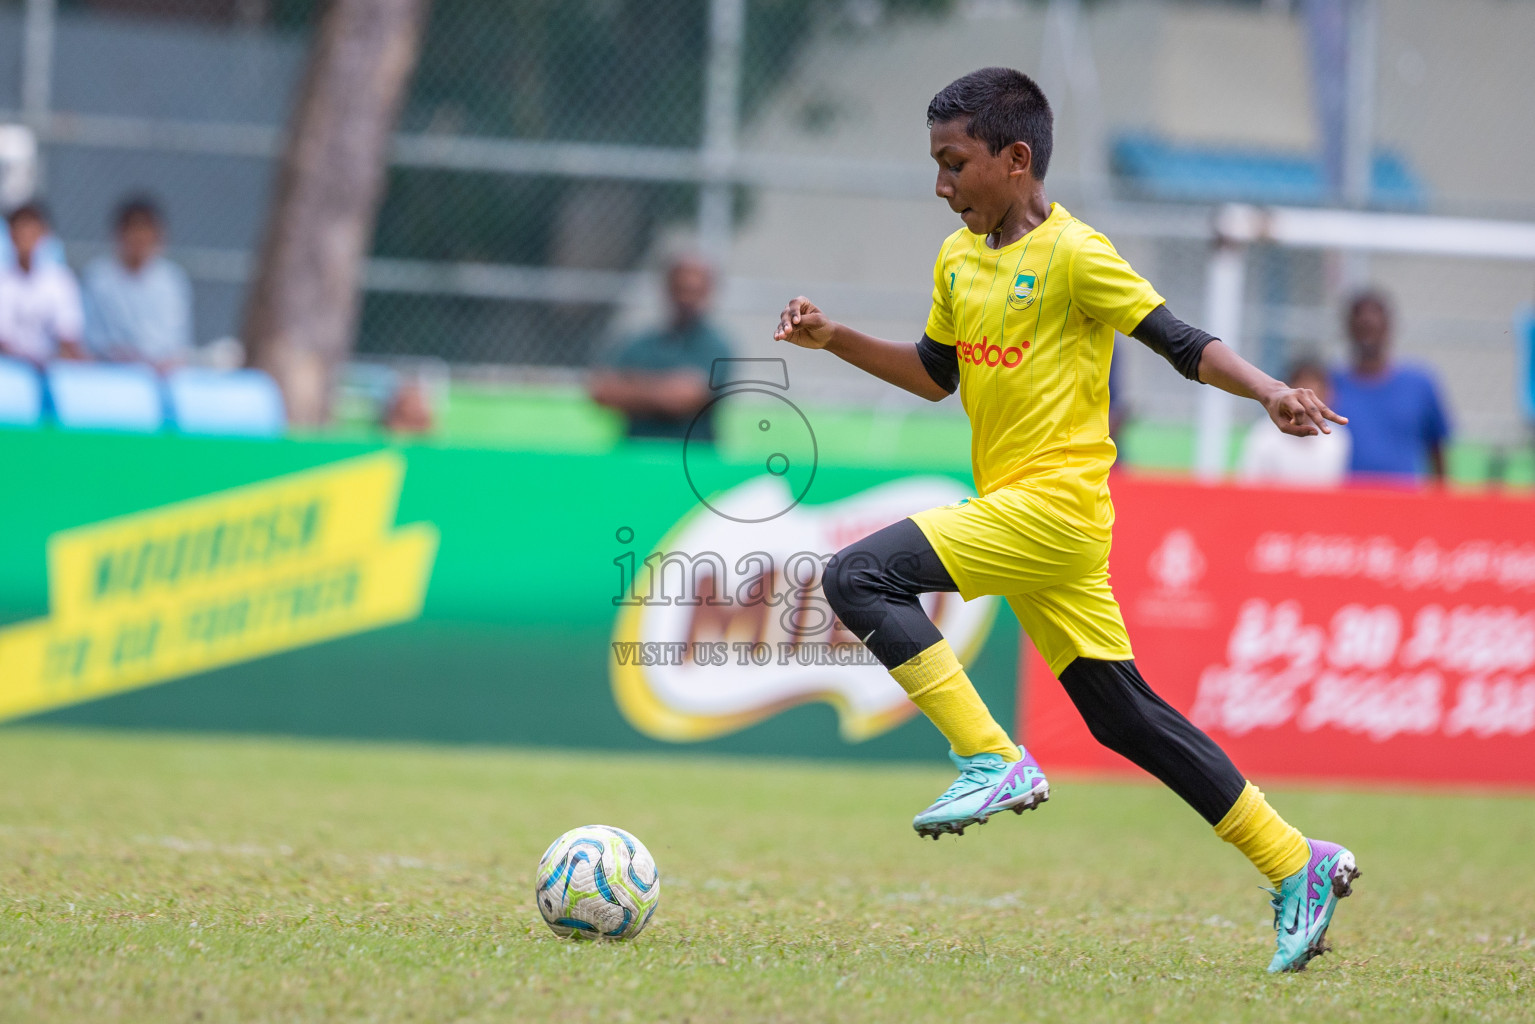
{"left": 535, "top": 824, "right": 661, "bottom": 939}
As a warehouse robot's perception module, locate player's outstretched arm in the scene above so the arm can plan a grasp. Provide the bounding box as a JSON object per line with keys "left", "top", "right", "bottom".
{"left": 774, "top": 296, "right": 951, "bottom": 402}
{"left": 1197, "top": 341, "right": 1348, "bottom": 437}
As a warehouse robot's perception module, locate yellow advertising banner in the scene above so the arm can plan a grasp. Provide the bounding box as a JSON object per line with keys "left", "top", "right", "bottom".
{"left": 0, "top": 451, "right": 438, "bottom": 722}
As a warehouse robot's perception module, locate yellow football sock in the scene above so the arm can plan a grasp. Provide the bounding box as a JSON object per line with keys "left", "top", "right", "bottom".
{"left": 890, "top": 640, "right": 1020, "bottom": 761}
{"left": 1214, "top": 782, "right": 1310, "bottom": 887}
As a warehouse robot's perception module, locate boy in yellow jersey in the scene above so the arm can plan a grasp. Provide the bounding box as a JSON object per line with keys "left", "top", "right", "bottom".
{"left": 773, "top": 67, "right": 1360, "bottom": 974}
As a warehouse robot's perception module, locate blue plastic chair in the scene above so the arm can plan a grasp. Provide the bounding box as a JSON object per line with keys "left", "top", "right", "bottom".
{"left": 166, "top": 368, "right": 286, "bottom": 437}
{"left": 46, "top": 362, "right": 165, "bottom": 432}
{"left": 0, "top": 357, "right": 44, "bottom": 426}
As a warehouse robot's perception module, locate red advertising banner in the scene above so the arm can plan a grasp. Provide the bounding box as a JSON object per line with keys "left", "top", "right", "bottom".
{"left": 1018, "top": 477, "right": 1535, "bottom": 787}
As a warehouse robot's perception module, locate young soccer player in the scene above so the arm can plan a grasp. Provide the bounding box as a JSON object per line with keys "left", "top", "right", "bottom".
{"left": 773, "top": 67, "right": 1359, "bottom": 973}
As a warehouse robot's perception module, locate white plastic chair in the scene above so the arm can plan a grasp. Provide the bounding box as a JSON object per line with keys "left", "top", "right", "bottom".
{"left": 0, "top": 357, "right": 43, "bottom": 426}
{"left": 46, "top": 362, "right": 164, "bottom": 432}
{"left": 166, "top": 368, "right": 286, "bottom": 437}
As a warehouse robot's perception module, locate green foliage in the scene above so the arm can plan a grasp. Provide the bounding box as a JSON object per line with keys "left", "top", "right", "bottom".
{"left": 1, "top": 727, "right": 1532, "bottom": 1022}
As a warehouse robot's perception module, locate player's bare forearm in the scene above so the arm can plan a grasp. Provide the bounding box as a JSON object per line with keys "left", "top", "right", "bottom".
{"left": 824, "top": 325, "right": 949, "bottom": 402}
{"left": 773, "top": 296, "right": 949, "bottom": 402}
{"left": 1196, "top": 341, "right": 1282, "bottom": 402}
{"left": 1197, "top": 340, "right": 1348, "bottom": 438}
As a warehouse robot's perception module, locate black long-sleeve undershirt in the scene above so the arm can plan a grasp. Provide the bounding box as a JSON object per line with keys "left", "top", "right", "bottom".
{"left": 915, "top": 336, "right": 960, "bottom": 394}
{"left": 1129, "top": 304, "right": 1216, "bottom": 382}
{"left": 914, "top": 303, "right": 1215, "bottom": 395}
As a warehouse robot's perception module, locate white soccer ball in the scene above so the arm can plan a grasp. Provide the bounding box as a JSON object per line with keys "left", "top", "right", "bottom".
{"left": 535, "top": 824, "right": 661, "bottom": 939}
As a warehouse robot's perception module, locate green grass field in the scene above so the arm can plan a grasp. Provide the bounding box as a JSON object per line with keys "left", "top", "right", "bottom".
{"left": 1, "top": 728, "right": 1531, "bottom": 1023}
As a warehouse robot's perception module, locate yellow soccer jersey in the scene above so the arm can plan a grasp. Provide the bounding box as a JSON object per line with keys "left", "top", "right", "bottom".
{"left": 925, "top": 203, "right": 1163, "bottom": 534}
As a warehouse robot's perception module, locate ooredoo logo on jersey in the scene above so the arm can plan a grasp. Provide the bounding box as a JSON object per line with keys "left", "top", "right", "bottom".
{"left": 957, "top": 335, "right": 1030, "bottom": 368}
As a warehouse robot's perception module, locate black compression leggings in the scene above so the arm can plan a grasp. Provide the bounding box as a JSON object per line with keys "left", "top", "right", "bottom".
{"left": 821, "top": 519, "right": 955, "bottom": 670}
{"left": 1055, "top": 658, "right": 1246, "bottom": 824}
{"left": 823, "top": 518, "right": 1246, "bottom": 825}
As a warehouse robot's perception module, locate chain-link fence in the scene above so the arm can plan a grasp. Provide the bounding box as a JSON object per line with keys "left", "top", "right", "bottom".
{"left": 2, "top": 0, "right": 1533, "bottom": 444}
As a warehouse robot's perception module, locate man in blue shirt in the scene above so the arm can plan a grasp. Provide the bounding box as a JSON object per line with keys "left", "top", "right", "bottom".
{"left": 589, "top": 254, "right": 732, "bottom": 440}
{"left": 1330, "top": 290, "right": 1451, "bottom": 483}
{"left": 81, "top": 196, "right": 193, "bottom": 370}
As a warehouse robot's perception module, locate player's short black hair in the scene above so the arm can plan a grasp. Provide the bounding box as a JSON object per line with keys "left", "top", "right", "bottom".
{"left": 113, "top": 194, "right": 164, "bottom": 232}
{"left": 927, "top": 67, "right": 1054, "bottom": 179}
{"left": 5, "top": 200, "right": 49, "bottom": 227}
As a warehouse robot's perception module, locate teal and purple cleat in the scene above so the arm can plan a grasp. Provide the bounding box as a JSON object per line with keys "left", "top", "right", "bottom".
{"left": 1266, "top": 838, "right": 1362, "bottom": 973}
{"left": 913, "top": 748, "right": 1050, "bottom": 839}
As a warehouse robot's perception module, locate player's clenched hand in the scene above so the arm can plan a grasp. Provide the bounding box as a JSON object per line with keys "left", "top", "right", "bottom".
{"left": 774, "top": 297, "right": 835, "bottom": 350}
{"left": 1263, "top": 385, "right": 1348, "bottom": 437}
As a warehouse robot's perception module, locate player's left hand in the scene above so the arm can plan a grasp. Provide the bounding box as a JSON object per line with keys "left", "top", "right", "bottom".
{"left": 1263, "top": 386, "right": 1348, "bottom": 437}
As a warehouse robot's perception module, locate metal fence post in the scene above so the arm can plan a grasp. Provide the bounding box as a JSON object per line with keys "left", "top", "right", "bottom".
{"left": 1341, "top": 0, "right": 1378, "bottom": 287}
{"left": 21, "top": 0, "right": 55, "bottom": 189}
{"left": 699, "top": 0, "right": 745, "bottom": 261}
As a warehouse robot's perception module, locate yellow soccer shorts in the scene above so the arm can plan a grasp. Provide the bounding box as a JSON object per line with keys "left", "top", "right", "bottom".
{"left": 908, "top": 486, "right": 1133, "bottom": 676}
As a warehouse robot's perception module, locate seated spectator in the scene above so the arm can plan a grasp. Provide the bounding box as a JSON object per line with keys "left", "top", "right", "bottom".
{"left": 1238, "top": 357, "right": 1350, "bottom": 487}
{"left": 589, "top": 254, "right": 731, "bottom": 440}
{"left": 0, "top": 215, "right": 66, "bottom": 270}
{"left": 1330, "top": 290, "right": 1451, "bottom": 484}
{"left": 0, "top": 202, "right": 85, "bottom": 365}
{"left": 82, "top": 195, "right": 193, "bottom": 370}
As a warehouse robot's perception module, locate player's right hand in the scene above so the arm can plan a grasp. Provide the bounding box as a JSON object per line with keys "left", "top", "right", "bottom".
{"left": 774, "top": 296, "right": 835, "bottom": 350}
{"left": 1263, "top": 385, "right": 1348, "bottom": 438}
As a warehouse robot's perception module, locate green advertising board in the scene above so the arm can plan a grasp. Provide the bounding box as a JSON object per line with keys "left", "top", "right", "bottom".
{"left": 0, "top": 428, "right": 1017, "bottom": 760}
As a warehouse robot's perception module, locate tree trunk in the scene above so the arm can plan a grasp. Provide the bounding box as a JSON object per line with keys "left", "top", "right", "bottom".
{"left": 243, "top": 0, "right": 431, "bottom": 426}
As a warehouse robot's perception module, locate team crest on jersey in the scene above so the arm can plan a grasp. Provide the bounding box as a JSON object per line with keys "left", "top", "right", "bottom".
{"left": 1008, "top": 271, "right": 1038, "bottom": 311}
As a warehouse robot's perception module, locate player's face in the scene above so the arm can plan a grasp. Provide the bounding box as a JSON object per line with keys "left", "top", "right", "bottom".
{"left": 930, "top": 119, "right": 1025, "bottom": 236}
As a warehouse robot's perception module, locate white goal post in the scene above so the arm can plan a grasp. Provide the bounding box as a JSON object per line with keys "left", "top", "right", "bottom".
{"left": 1195, "top": 204, "right": 1535, "bottom": 480}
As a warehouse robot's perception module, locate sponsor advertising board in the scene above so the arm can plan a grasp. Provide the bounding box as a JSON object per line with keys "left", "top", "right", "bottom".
{"left": 1020, "top": 476, "right": 1535, "bottom": 787}
{"left": 0, "top": 429, "right": 1014, "bottom": 759}
{"left": 7, "top": 428, "right": 1529, "bottom": 784}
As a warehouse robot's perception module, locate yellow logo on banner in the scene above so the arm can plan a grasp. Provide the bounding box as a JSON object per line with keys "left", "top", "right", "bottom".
{"left": 0, "top": 451, "right": 438, "bottom": 722}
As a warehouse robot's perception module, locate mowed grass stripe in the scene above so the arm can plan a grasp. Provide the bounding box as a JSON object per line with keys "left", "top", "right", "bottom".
{"left": 0, "top": 727, "right": 1531, "bottom": 1023}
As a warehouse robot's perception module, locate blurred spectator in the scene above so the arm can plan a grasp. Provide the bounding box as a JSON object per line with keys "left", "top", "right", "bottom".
{"left": 0, "top": 216, "right": 66, "bottom": 270}
{"left": 1330, "top": 290, "right": 1451, "bottom": 484}
{"left": 82, "top": 195, "right": 193, "bottom": 370}
{"left": 0, "top": 202, "right": 85, "bottom": 364}
{"left": 589, "top": 254, "right": 731, "bottom": 440}
{"left": 383, "top": 377, "right": 435, "bottom": 435}
{"left": 1239, "top": 357, "right": 1350, "bottom": 487}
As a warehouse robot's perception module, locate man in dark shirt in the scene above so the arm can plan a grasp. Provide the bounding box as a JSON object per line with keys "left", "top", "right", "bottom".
{"left": 1330, "top": 290, "right": 1451, "bottom": 483}
{"left": 590, "top": 255, "right": 732, "bottom": 440}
